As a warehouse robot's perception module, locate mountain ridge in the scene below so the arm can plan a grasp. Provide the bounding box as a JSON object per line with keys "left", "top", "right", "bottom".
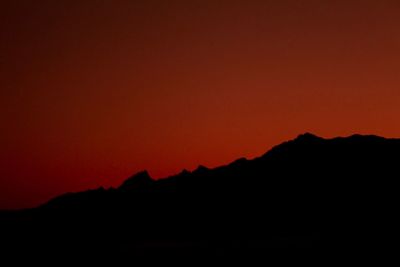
{"left": 36, "top": 132, "right": 397, "bottom": 209}
{"left": 1, "top": 133, "right": 398, "bottom": 254}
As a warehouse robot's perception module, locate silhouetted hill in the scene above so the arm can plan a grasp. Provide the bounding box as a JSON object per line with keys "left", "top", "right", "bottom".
{"left": 1, "top": 133, "right": 398, "bottom": 257}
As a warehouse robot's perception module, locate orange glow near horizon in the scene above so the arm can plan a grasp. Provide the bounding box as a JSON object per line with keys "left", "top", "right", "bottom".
{"left": 1, "top": 1, "right": 400, "bottom": 209}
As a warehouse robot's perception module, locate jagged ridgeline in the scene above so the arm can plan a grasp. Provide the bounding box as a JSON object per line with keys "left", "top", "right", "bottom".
{"left": 1, "top": 133, "right": 398, "bottom": 254}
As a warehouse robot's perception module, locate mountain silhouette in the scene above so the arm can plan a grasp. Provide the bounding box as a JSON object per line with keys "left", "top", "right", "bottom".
{"left": 0, "top": 133, "right": 398, "bottom": 257}
{"left": 119, "top": 170, "right": 153, "bottom": 191}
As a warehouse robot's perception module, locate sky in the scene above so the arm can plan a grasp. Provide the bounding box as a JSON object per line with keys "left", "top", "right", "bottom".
{"left": 1, "top": 0, "right": 400, "bottom": 209}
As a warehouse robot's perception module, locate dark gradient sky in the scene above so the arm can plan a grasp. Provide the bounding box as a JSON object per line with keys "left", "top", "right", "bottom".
{"left": 1, "top": 0, "right": 400, "bottom": 209}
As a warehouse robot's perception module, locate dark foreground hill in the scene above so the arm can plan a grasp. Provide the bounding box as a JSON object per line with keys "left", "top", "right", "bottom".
{"left": 0, "top": 133, "right": 398, "bottom": 257}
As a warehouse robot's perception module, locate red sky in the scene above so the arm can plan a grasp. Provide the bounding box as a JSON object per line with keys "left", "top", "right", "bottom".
{"left": 1, "top": 0, "right": 400, "bottom": 209}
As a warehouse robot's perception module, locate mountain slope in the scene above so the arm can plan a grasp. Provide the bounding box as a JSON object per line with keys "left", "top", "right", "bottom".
{"left": 1, "top": 133, "right": 398, "bottom": 254}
